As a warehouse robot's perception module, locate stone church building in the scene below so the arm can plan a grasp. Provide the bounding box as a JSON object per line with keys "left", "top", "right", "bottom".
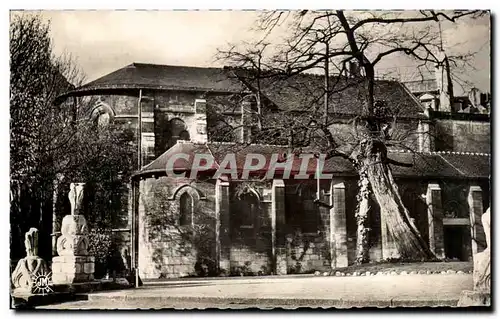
{"left": 56, "top": 61, "right": 491, "bottom": 279}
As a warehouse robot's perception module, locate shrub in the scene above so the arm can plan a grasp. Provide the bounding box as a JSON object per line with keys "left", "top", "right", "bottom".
{"left": 87, "top": 228, "right": 112, "bottom": 278}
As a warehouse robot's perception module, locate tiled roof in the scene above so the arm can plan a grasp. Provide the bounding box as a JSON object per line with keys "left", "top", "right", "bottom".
{"left": 436, "top": 152, "right": 491, "bottom": 179}
{"left": 60, "top": 63, "right": 425, "bottom": 119}
{"left": 66, "top": 63, "right": 246, "bottom": 94}
{"left": 134, "top": 142, "right": 490, "bottom": 180}
{"left": 231, "top": 69, "right": 426, "bottom": 118}
{"left": 388, "top": 152, "right": 465, "bottom": 178}
{"left": 206, "top": 143, "right": 355, "bottom": 175}
{"left": 137, "top": 142, "right": 219, "bottom": 177}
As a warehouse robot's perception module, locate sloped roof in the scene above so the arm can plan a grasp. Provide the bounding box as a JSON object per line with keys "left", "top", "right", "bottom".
{"left": 231, "top": 69, "right": 426, "bottom": 119}
{"left": 206, "top": 143, "right": 354, "bottom": 175}
{"left": 59, "top": 63, "right": 424, "bottom": 118}
{"left": 437, "top": 152, "right": 491, "bottom": 179}
{"left": 134, "top": 142, "right": 490, "bottom": 180}
{"left": 137, "top": 142, "right": 219, "bottom": 177}
{"left": 63, "top": 63, "right": 246, "bottom": 95}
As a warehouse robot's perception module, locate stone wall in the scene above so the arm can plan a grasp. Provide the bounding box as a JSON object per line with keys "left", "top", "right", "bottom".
{"left": 285, "top": 232, "right": 330, "bottom": 273}
{"left": 434, "top": 119, "right": 490, "bottom": 153}
{"left": 228, "top": 181, "right": 273, "bottom": 275}
{"left": 283, "top": 181, "right": 331, "bottom": 273}
{"left": 79, "top": 91, "right": 211, "bottom": 165}
{"left": 138, "top": 176, "right": 216, "bottom": 279}
{"left": 440, "top": 181, "right": 470, "bottom": 219}
{"left": 135, "top": 174, "right": 488, "bottom": 278}
{"left": 99, "top": 94, "right": 140, "bottom": 116}
{"left": 110, "top": 229, "right": 132, "bottom": 271}
{"left": 152, "top": 91, "right": 209, "bottom": 153}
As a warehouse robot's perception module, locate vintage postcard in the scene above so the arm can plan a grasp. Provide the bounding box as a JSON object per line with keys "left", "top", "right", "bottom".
{"left": 9, "top": 9, "right": 491, "bottom": 310}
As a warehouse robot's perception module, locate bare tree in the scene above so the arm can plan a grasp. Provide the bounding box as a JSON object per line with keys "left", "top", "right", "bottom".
{"left": 216, "top": 10, "right": 486, "bottom": 263}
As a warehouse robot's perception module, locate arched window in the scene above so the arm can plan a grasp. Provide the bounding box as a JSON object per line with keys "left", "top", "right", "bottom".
{"left": 179, "top": 193, "right": 194, "bottom": 226}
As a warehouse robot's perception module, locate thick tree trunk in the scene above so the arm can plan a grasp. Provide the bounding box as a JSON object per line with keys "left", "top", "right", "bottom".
{"left": 355, "top": 171, "right": 371, "bottom": 264}
{"left": 352, "top": 139, "right": 435, "bottom": 261}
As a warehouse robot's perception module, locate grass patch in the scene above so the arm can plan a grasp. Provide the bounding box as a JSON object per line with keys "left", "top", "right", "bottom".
{"left": 331, "top": 261, "right": 472, "bottom": 275}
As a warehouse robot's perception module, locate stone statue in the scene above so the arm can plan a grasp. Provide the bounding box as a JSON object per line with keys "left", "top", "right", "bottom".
{"left": 57, "top": 183, "right": 89, "bottom": 256}
{"left": 472, "top": 208, "right": 490, "bottom": 292}
{"left": 11, "top": 228, "right": 49, "bottom": 293}
{"left": 68, "top": 183, "right": 85, "bottom": 216}
{"left": 90, "top": 99, "right": 115, "bottom": 128}
{"left": 458, "top": 207, "right": 490, "bottom": 307}
{"left": 483, "top": 208, "right": 490, "bottom": 250}
{"left": 52, "top": 183, "right": 95, "bottom": 285}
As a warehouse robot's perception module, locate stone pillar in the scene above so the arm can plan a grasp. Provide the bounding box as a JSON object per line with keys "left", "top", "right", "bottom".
{"left": 468, "top": 186, "right": 486, "bottom": 254}
{"left": 427, "top": 183, "right": 445, "bottom": 259}
{"left": 215, "top": 179, "right": 231, "bottom": 273}
{"left": 330, "top": 180, "right": 348, "bottom": 268}
{"left": 271, "top": 179, "right": 287, "bottom": 275}
{"left": 52, "top": 183, "right": 95, "bottom": 285}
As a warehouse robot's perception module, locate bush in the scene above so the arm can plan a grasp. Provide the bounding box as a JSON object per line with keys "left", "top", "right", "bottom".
{"left": 87, "top": 228, "right": 112, "bottom": 278}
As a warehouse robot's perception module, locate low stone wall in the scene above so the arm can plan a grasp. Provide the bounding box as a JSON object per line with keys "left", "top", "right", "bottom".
{"left": 140, "top": 239, "right": 198, "bottom": 278}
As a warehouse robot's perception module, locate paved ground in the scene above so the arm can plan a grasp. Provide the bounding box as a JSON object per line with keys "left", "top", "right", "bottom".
{"left": 38, "top": 274, "right": 472, "bottom": 309}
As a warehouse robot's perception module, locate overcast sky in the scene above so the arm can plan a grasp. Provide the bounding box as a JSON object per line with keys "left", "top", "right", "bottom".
{"left": 31, "top": 10, "right": 490, "bottom": 96}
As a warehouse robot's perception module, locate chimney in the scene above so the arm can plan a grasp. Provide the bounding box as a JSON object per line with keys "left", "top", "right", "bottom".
{"left": 434, "top": 50, "right": 454, "bottom": 112}
{"left": 192, "top": 99, "right": 208, "bottom": 143}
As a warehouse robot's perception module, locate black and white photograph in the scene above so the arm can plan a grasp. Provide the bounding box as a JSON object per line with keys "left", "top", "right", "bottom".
{"left": 7, "top": 7, "right": 492, "bottom": 310}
